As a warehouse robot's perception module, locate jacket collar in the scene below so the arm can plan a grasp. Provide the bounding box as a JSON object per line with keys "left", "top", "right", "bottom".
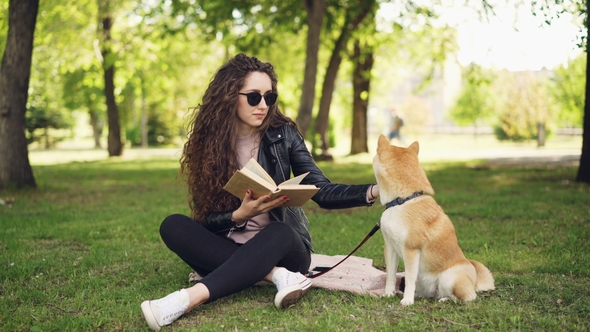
{"left": 262, "top": 126, "right": 286, "bottom": 147}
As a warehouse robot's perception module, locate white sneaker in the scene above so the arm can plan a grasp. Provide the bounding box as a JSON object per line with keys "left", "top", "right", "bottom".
{"left": 141, "top": 290, "right": 189, "bottom": 331}
{"left": 272, "top": 268, "right": 312, "bottom": 309}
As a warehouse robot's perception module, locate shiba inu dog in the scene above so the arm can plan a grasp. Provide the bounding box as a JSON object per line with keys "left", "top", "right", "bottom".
{"left": 373, "top": 135, "right": 494, "bottom": 305}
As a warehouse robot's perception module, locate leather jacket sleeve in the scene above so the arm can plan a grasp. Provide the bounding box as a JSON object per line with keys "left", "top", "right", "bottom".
{"left": 199, "top": 124, "right": 373, "bottom": 235}
{"left": 201, "top": 211, "right": 234, "bottom": 234}
{"left": 284, "top": 126, "right": 373, "bottom": 210}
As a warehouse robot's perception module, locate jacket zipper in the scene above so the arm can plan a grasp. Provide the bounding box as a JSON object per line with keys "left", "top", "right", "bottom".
{"left": 272, "top": 144, "right": 287, "bottom": 182}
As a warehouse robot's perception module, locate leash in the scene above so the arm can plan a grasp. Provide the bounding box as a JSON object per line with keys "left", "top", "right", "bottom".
{"left": 308, "top": 222, "right": 381, "bottom": 279}
{"left": 306, "top": 192, "right": 423, "bottom": 279}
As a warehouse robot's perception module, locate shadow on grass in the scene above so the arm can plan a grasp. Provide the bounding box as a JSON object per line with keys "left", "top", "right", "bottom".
{"left": 1, "top": 159, "right": 589, "bottom": 331}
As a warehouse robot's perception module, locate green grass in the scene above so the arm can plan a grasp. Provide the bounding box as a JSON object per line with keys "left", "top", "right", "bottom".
{"left": 1, "top": 157, "right": 589, "bottom": 331}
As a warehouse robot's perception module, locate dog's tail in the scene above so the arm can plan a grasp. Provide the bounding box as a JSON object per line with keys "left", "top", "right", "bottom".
{"left": 469, "top": 260, "right": 495, "bottom": 292}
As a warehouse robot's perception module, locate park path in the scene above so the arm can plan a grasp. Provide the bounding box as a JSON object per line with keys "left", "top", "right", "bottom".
{"left": 28, "top": 135, "right": 582, "bottom": 167}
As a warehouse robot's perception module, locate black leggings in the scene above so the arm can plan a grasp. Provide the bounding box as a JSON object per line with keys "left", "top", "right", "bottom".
{"left": 159, "top": 214, "right": 312, "bottom": 302}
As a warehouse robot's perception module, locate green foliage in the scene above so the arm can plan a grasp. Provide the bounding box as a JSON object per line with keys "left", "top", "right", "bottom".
{"left": 25, "top": 105, "right": 75, "bottom": 147}
{"left": 1, "top": 157, "right": 589, "bottom": 330}
{"left": 62, "top": 66, "right": 104, "bottom": 112}
{"left": 449, "top": 64, "right": 496, "bottom": 127}
{"left": 493, "top": 118, "right": 553, "bottom": 142}
{"left": 23, "top": 0, "right": 99, "bottom": 148}
{"left": 7, "top": 0, "right": 583, "bottom": 155}
{"left": 161, "top": 0, "right": 310, "bottom": 120}
{"left": 550, "top": 53, "right": 585, "bottom": 127}
{"left": 126, "top": 108, "right": 179, "bottom": 147}
{"left": 311, "top": 120, "right": 337, "bottom": 152}
{"left": 0, "top": 0, "right": 8, "bottom": 58}
{"left": 62, "top": 65, "right": 106, "bottom": 142}
{"left": 493, "top": 70, "right": 555, "bottom": 142}
{"left": 125, "top": 124, "right": 142, "bottom": 146}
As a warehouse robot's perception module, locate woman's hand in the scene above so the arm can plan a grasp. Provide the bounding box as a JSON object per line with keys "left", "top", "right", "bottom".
{"left": 367, "top": 184, "right": 380, "bottom": 202}
{"left": 231, "top": 190, "right": 289, "bottom": 225}
{"left": 371, "top": 185, "right": 380, "bottom": 198}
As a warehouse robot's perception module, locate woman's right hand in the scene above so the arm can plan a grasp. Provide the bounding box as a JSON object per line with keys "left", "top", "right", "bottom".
{"left": 231, "top": 190, "right": 289, "bottom": 225}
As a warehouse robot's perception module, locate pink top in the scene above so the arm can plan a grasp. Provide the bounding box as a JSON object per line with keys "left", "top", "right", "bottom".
{"left": 229, "top": 133, "right": 271, "bottom": 244}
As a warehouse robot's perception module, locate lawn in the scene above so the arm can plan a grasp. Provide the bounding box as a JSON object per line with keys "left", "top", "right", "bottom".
{"left": 1, "top": 156, "right": 589, "bottom": 331}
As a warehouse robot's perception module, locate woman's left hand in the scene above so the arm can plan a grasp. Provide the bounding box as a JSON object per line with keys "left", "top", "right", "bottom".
{"left": 231, "top": 190, "right": 289, "bottom": 225}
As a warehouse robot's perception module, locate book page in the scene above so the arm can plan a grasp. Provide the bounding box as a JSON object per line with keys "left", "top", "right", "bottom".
{"left": 223, "top": 169, "right": 274, "bottom": 200}
{"left": 239, "top": 168, "right": 276, "bottom": 192}
{"left": 243, "top": 158, "right": 276, "bottom": 187}
{"left": 278, "top": 172, "right": 309, "bottom": 186}
{"left": 272, "top": 186, "right": 320, "bottom": 206}
{"left": 276, "top": 184, "right": 317, "bottom": 190}
{"left": 224, "top": 159, "right": 319, "bottom": 206}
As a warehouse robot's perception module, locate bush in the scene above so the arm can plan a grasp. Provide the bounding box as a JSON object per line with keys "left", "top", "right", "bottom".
{"left": 26, "top": 106, "right": 74, "bottom": 148}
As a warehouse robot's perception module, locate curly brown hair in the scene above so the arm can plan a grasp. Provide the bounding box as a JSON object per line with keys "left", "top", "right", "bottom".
{"left": 181, "top": 53, "right": 297, "bottom": 222}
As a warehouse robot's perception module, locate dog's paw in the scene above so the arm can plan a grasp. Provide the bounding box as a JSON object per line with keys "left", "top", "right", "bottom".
{"left": 382, "top": 291, "right": 396, "bottom": 298}
{"left": 438, "top": 297, "right": 457, "bottom": 303}
{"left": 400, "top": 297, "right": 414, "bottom": 306}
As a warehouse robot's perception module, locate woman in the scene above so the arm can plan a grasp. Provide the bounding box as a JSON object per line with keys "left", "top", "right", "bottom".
{"left": 141, "top": 53, "right": 380, "bottom": 331}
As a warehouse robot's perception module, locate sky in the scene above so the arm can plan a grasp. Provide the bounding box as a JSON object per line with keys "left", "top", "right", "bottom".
{"left": 453, "top": 5, "right": 583, "bottom": 71}
{"left": 378, "top": 2, "right": 583, "bottom": 72}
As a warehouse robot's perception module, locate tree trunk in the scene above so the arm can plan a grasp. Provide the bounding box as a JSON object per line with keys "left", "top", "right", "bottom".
{"left": 577, "top": 2, "right": 590, "bottom": 183}
{"left": 103, "top": 49, "right": 123, "bottom": 156}
{"left": 537, "top": 122, "right": 546, "bottom": 147}
{"left": 99, "top": 1, "right": 123, "bottom": 157}
{"left": 313, "top": 30, "right": 345, "bottom": 160}
{"left": 43, "top": 127, "right": 50, "bottom": 149}
{"left": 296, "top": 0, "right": 326, "bottom": 139}
{"left": 579, "top": 101, "right": 590, "bottom": 182}
{"left": 350, "top": 40, "right": 373, "bottom": 155}
{"left": 0, "top": 0, "right": 38, "bottom": 189}
{"left": 89, "top": 108, "right": 102, "bottom": 149}
{"left": 141, "top": 79, "right": 148, "bottom": 148}
{"left": 313, "top": 2, "right": 373, "bottom": 158}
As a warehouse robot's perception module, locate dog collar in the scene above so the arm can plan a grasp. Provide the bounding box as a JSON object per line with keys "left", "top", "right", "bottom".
{"left": 385, "top": 191, "right": 423, "bottom": 209}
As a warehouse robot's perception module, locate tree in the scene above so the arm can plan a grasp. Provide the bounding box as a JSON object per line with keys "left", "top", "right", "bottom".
{"left": 164, "top": 0, "right": 309, "bottom": 117}
{"left": 493, "top": 70, "right": 553, "bottom": 146}
{"left": 62, "top": 65, "right": 105, "bottom": 149}
{"left": 98, "top": 0, "right": 124, "bottom": 156}
{"left": 532, "top": 0, "right": 589, "bottom": 182}
{"left": 313, "top": 0, "right": 375, "bottom": 159}
{"left": 22, "top": 0, "right": 104, "bottom": 150}
{"left": 449, "top": 64, "right": 496, "bottom": 133}
{"left": 349, "top": 37, "right": 374, "bottom": 154}
{"left": 25, "top": 105, "right": 74, "bottom": 148}
{"left": 296, "top": 0, "right": 326, "bottom": 138}
{"left": 580, "top": 4, "right": 590, "bottom": 182}
{"left": 551, "top": 54, "right": 585, "bottom": 127}
{"left": 0, "top": 0, "right": 39, "bottom": 189}
{"left": 122, "top": 2, "right": 246, "bottom": 147}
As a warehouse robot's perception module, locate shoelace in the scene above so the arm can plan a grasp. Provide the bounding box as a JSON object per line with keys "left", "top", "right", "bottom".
{"left": 276, "top": 273, "right": 306, "bottom": 291}
{"left": 155, "top": 293, "right": 186, "bottom": 323}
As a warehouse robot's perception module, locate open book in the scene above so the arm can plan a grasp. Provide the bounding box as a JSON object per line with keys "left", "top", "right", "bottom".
{"left": 223, "top": 158, "right": 320, "bottom": 207}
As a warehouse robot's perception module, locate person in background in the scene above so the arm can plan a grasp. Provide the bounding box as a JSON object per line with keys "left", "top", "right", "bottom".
{"left": 140, "top": 53, "right": 380, "bottom": 331}
{"left": 387, "top": 106, "right": 406, "bottom": 145}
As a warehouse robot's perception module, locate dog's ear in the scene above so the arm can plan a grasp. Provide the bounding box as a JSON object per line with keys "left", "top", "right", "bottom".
{"left": 377, "top": 134, "right": 390, "bottom": 152}
{"left": 408, "top": 141, "right": 420, "bottom": 155}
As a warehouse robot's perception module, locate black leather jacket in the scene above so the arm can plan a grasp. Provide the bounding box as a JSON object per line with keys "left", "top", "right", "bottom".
{"left": 202, "top": 124, "right": 373, "bottom": 251}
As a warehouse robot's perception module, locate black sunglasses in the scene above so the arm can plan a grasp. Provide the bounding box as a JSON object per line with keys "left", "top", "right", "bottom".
{"left": 238, "top": 92, "right": 278, "bottom": 106}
